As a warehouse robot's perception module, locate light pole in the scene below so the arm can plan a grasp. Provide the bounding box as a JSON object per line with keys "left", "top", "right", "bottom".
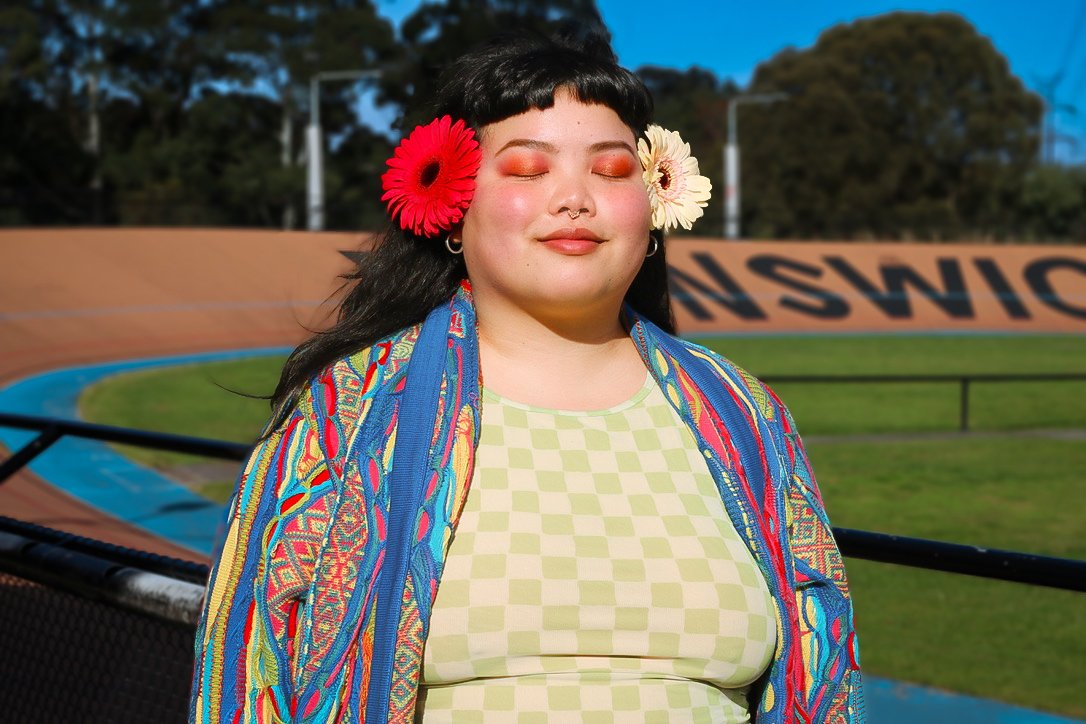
{"left": 308, "top": 69, "right": 382, "bottom": 231}
{"left": 725, "top": 93, "right": 787, "bottom": 239}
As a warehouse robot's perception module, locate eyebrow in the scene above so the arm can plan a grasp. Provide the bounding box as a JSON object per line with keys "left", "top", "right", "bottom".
{"left": 495, "top": 139, "right": 636, "bottom": 156}
{"left": 588, "top": 140, "right": 637, "bottom": 155}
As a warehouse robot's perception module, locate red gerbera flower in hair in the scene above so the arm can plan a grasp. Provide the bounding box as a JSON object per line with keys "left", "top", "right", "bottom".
{"left": 381, "top": 115, "right": 481, "bottom": 237}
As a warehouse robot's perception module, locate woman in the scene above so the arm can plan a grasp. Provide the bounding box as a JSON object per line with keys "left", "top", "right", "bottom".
{"left": 190, "top": 30, "right": 863, "bottom": 723}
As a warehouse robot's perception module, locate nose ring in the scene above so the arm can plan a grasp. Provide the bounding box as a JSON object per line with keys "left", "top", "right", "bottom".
{"left": 567, "top": 209, "right": 582, "bottom": 220}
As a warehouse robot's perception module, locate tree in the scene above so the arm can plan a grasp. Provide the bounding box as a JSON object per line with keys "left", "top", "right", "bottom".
{"left": 104, "top": 89, "right": 299, "bottom": 227}
{"left": 212, "top": 0, "right": 399, "bottom": 229}
{"left": 638, "top": 66, "right": 738, "bottom": 236}
{"left": 0, "top": 84, "right": 96, "bottom": 224}
{"left": 95, "top": 1, "right": 229, "bottom": 224}
{"left": 324, "top": 124, "right": 394, "bottom": 232}
{"left": 742, "top": 12, "right": 1043, "bottom": 240}
{"left": 1017, "top": 164, "right": 1086, "bottom": 242}
{"left": 382, "top": 0, "right": 608, "bottom": 126}
{"left": 0, "top": 0, "right": 113, "bottom": 223}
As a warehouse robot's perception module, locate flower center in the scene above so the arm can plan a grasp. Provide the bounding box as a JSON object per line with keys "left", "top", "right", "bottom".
{"left": 419, "top": 160, "right": 441, "bottom": 188}
{"left": 659, "top": 167, "right": 671, "bottom": 191}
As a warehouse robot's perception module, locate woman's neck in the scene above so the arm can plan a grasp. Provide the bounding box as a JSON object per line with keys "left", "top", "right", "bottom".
{"left": 474, "top": 298, "right": 648, "bottom": 410}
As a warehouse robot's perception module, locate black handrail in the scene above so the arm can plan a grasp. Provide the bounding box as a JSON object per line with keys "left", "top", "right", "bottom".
{"left": 834, "top": 528, "right": 1086, "bottom": 592}
{"left": 1, "top": 410, "right": 1085, "bottom": 592}
{"left": 761, "top": 372, "right": 1086, "bottom": 431}
{"left": 0, "top": 411, "right": 248, "bottom": 485}
{"left": 0, "top": 522, "right": 206, "bottom": 626}
{"left": 0, "top": 515, "right": 209, "bottom": 583}
{"left": 760, "top": 373, "right": 1086, "bottom": 383}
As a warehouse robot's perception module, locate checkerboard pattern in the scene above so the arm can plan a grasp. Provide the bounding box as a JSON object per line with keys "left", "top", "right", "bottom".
{"left": 420, "top": 375, "right": 776, "bottom": 722}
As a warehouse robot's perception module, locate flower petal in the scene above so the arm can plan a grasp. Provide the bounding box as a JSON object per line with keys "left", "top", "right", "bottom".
{"left": 638, "top": 123, "right": 713, "bottom": 232}
{"left": 381, "top": 115, "right": 481, "bottom": 237}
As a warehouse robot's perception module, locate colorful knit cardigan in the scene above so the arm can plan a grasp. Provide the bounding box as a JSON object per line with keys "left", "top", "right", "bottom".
{"left": 190, "top": 283, "right": 865, "bottom": 723}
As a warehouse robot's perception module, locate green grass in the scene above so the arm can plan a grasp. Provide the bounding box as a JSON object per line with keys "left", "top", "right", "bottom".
{"left": 812, "top": 438, "right": 1086, "bottom": 556}
{"left": 79, "top": 356, "right": 285, "bottom": 501}
{"left": 79, "top": 356, "right": 286, "bottom": 468}
{"left": 847, "top": 562, "right": 1086, "bottom": 714}
{"left": 77, "top": 335, "right": 1086, "bottom": 716}
{"left": 810, "top": 437, "right": 1086, "bottom": 718}
{"left": 694, "top": 334, "right": 1086, "bottom": 376}
{"left": 695, "top": 335, "right": 1086, "bottom": 434}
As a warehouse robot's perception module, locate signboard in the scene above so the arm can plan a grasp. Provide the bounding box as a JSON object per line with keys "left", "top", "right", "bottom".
{"left": 667, "top": 239, "right": 1086, "bottom": 334}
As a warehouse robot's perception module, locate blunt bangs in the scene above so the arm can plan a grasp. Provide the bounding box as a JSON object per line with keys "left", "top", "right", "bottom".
{"left": 431, "top": 31, "right": 654, "bottom": 136}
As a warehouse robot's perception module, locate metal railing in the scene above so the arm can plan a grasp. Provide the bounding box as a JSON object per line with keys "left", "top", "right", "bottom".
{"left": 760, "top": 372, "right": 1086, "bottom": 431}
{"left": 0, "top": 411, "right": 248, "bottom": 484}
{"left": 0, "top": 517, "right": 199, "bottom": 722}
{"left": 2, "top": 409, "right": 1084, "bottom": 593}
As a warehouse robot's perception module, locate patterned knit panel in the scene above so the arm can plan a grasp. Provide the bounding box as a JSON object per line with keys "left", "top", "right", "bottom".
{"left": 769, "top": 389, "right": 861, "bottom": 722}
{"left": 192, "top": 387, "right": 334, "bottom": 724}
{"left": 387, "top": 293, "right": 482, "bottom": 722}
{"left": 191, "top": 337, "right": 407, "bottom": 724}
{"left": 389, "top": 576, "right": 425, "bottom": 723}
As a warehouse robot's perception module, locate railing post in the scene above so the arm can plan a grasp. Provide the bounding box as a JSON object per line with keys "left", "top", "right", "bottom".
{"left": 0, "top": 426, "right": 63, "bottom": 484}
{"left": 959, "top": 377, "right": 970, "bottom": 432}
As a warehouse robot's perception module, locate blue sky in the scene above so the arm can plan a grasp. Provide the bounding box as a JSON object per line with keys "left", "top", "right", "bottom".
{"left": 371, "top": 0, "right": 1086, "bottom": 163}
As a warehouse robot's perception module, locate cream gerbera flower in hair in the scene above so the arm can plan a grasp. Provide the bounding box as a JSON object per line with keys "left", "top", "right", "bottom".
{"left": 638, "top": 125, "right": 712, "bottom": 231}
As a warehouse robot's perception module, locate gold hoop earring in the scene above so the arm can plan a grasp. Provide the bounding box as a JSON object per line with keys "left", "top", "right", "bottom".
{"left": 645, "top": 236, "right": 659, "bottom": 258}
{"left": 445, "top": 236, "right": 463, "bottom": 255}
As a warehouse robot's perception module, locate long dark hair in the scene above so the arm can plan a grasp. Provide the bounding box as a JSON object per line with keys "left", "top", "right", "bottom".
{"left": 270, "top": 29, "right": 674, "bottom": 420}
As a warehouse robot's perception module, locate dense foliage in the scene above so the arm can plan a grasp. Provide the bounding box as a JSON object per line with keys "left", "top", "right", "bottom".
{"left": 1, "top": 2, "right": 1082, "bottom": 240}
{"left": 743, "top": 13, "right": 1048, "bottom": 241}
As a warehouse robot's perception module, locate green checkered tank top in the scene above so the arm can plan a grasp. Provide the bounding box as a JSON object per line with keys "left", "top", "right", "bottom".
{"left": 419, "top": 373, "right": 776, "bottom": 722}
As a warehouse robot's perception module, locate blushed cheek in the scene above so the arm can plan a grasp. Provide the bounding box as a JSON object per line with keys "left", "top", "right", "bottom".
{"left": 461, "top": 183, "right": 538, "bottom": 270}
{"left": 612, "top": 188, "right": 653, "bottom": 230}
{"left": 480, "top": 189, "right": 536, "bottom": 235}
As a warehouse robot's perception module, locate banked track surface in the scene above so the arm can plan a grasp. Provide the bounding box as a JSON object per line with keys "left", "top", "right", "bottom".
{"left": 0, "top": 228, "right": 367, "bottom": 562}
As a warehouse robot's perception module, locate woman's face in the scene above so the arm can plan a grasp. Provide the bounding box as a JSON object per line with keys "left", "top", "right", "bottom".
{"left": 457, "top": 92, "right": 652, "bottom": 323}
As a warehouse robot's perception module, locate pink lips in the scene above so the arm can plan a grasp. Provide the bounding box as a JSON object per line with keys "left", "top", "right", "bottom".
{"left": 539, "top": 227, "right": 603, "bottom": 255}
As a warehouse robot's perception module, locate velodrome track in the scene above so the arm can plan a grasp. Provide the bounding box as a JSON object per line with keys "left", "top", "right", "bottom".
{"left": 0, "top": 228, "right": 368, "bottom": 562}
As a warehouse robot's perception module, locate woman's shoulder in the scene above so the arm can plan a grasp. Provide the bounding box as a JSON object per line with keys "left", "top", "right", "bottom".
{"left": 282, "top": 322, "right": 425, "bottom": 439}
{"left": 650, "top": 331, "right": 785, "bottom": 425}
{"left": 327, "top": 322, "right": 424, "bottom": 395}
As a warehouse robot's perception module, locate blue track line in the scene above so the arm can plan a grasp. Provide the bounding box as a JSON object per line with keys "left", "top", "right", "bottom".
{"left": 0, "top": 348, "right": 289, "bottom": 556}
{"left": 866, "top": 677, "right": 1083, "bottom": 723}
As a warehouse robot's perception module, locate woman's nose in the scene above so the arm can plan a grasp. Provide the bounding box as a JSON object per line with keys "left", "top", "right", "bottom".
{"left": 548, "top": 169, "right": 596, "bottom": 219}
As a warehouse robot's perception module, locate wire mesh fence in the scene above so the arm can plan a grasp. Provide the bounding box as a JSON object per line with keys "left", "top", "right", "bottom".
{"left": 0, "top": 567, "right": 196, "bottom": 723}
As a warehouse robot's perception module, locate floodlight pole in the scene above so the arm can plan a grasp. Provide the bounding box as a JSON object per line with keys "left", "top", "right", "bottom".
{"left": 307, "top": 70, "right": 382, "bottom": 231}
{"left": 725, "top": 93, "right": 787, "bottom": 239}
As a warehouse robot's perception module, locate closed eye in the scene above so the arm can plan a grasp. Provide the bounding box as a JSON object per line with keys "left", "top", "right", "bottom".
{"left": 499, "top": 154, "right": 548, "bottom": 178}
{"left": 592, "top": 154, "right": 636, "bottom": 179}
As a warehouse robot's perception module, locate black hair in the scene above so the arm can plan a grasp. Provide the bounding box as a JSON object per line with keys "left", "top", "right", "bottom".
{"left": 270, "top": 29, "right": 673, "bottom": 421}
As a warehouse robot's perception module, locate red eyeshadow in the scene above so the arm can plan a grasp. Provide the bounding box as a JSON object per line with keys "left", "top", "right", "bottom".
{"left": 594, "top": 155, "right": 635, "bottom": 177}
{"left": 499, "top": 154, "right": 547, "bottom": 176}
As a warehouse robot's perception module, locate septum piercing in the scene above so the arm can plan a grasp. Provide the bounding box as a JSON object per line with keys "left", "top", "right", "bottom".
{"left": 567, "top": 209, "right": 582, "bottom": 220}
